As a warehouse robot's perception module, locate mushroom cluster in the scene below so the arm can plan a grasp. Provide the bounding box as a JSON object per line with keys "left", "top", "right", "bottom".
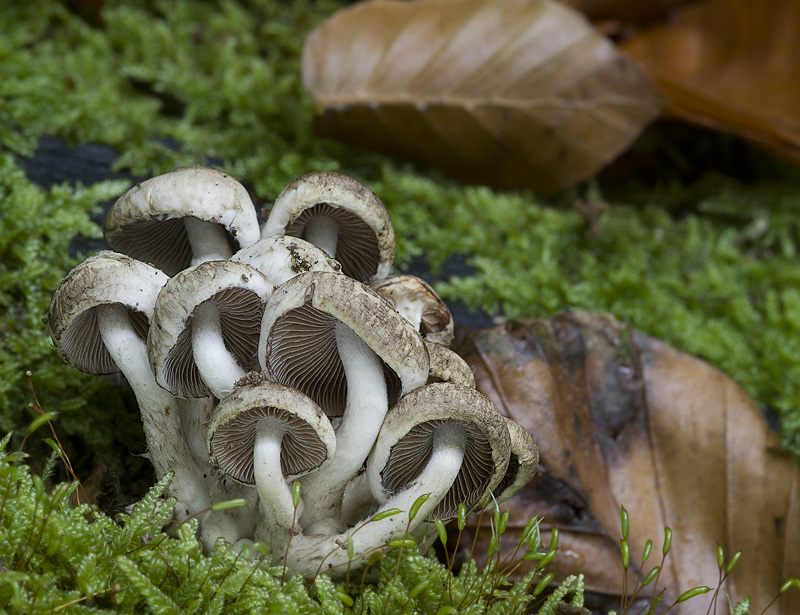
{"left": 48, "top": 166, "right": 538, "bottom": 576}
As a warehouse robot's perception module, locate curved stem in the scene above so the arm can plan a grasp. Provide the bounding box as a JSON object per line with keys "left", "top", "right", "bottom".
{"left": 184, "top": 216, "right": 232, "bottom": 264}
{"left": 282, "top": 422, "right": 466, "bottom": 576}
{"left": 191, "top": 301, "right": 246, "bottom": 399}
{"left": 303, "top": 215, "right": 338, "bottom": 257}
{"left": 96, "top": 303, "right": 210, "bottom": 518}
{"left": 299, "top": 323, "right": 388, "bottom": 533}
{"left": 252, "top": 417, "right": 298, "bottom": 550}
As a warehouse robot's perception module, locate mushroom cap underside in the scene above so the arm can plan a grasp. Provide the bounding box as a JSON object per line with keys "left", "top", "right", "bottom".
{"left": 149, "top": 260, "right": 274, "bottom": 398}
{"left": 48, "top": 251, "right": 168, "bottom": 374}
{"left": 259, "top": 271, "right": 429, "bottom": 417}
{"left": 369, "top": 382, "right": 511, "bottom": 519}
{"left": 262, "top": 171, "right": 394, "bottom": 283}
{"left": 104, "top": 165, "right": 260, "bottom": 275}
{"left": 208, "top": 378, "right": 335, "bottom": 483}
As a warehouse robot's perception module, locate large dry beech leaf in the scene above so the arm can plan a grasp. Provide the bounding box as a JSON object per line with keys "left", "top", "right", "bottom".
{"left": 620, "top": 0, "right": 800, "bottom": 164}
{"left": 303, "top": 0, "right": 665, "bottom": 194}
{"left": 455, "top": 312, "right": 800, "bottom": 615}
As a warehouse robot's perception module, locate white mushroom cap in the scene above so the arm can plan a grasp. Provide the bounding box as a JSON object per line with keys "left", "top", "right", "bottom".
{"left": 104, "top": 165, "right": 260, "bottom": 275}
{"left": 148, "top": 260, "right": 274, "bottom": 398}
{"left": 425, "top": 341, "right": 476, "bottom": 388}
{"left": 231, "top": 235, "right": 341, "bottom": 287}
{"left": 48, "top": 251, "right": 168, "bottom": 375}
{"left": 371, "top": 274, "right": 454, "bottom": 347}
{"left": 367, "top": 382, "right": 511, "bottom": 519}
{"left": 48, "top": 251, "right": 212, "bottom": 518}
{"left": 261, "top": 172, "right": 395, "bottom": 283}
{"left": 493, "top": 418, "right": 538, "bottom": 505}
{"left": 207, "top": 375, "right": 336, "bottom": 551}
{"left": 207, "top": 375, "right": 335, "bottom": 484}
{"left": 259, "top": 271, "right": 429, "bottom": 416}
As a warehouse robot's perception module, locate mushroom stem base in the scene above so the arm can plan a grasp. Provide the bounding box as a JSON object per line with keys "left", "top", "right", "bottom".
{"left": 282, "top": 422, "right": 466, "bottom": 576}
{"left": 96, "top": 303, "right": 210, "bottom": 518}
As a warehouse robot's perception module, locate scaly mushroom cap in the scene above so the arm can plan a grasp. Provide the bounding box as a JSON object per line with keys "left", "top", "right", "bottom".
{"left": 493, "top": 418, "right": 538, "bottom": 505}
{"left": 259, "top": 271, "right": 429, "bottom": 417}
{"left": 371, "top": 274, "right": 454, "bottom": 347}
{"left": 48, "top": 251, "right": 168, "bottom": 374}
{"left": 104, "top": 165, "right": 260, "bottom": 275}
{"left": 368, "top": 382, "right": 511, "bottom": 519}
{"left": 231, "top": 235, "right": 342, "bottom": 287}
{"left": 148, "top": 260, "right": 274, "bottom": 398}
{"left": 262, "top": 172, "right": 395, "bottom": 283}
{"left": 207, "top": 375, "right": 335, "bottom": 483}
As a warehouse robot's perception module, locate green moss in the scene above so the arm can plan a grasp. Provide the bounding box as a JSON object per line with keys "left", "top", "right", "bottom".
{"left": 0, "top": 433, "right": 584, "bottom": 613}
{"left": 2, "top": 0, "right": 800, "bottom": 459}
{"left": 0, "top": 154, "right": 131, "bottom": 448}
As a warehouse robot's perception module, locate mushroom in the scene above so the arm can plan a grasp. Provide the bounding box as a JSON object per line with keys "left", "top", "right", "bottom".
{"left": 367, "top": 382, "right": 510, "bottom": 520}
{"left": 231, "top": 235, "right": 341, "bottom": 286}
{"left": 207, "top": 375, "right": 336, "bottom": 550}
{"left": 340, "top": 346, "right": 476, "bottom": 527}
{"left": 104, "top": 165, "right": 260, "bottom": 276}
{"left": 280, "top": 382, "right": 511, "bottom": 576}
{"left": 261, "top": 172, "right": 395, "bottom": 283}
{"left": 47, "top": 251, "right": 209, "bottom": 518}
{"left": 148, "top": 259, "right": 274, "bottom": 400}
{"left": 371, "top": 274, "right": 454, "bottom": 347}
{"left": 492, "top": 417, "right": 539, "bottom": 505}
{"left": 258, "top": 271, "right": 429, "bottom": 532}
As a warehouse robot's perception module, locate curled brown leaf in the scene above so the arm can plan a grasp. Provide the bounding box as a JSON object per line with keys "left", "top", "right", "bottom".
{"left": 303, "top": 0, "right": 665, "bottom": 194}
{"left": 455, "top": 312, "right": 800, "bottom": 614}
{"left": 621, "top": 0, "right": 800, "bottom": 164}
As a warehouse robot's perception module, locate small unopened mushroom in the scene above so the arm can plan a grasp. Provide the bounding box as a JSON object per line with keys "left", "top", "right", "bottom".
{"left": 231, "top": 235, "right": 341, "bottom": 287}
{"left": 371, "top": 274, "right": 454, "bottom": 346}
{"left": 148, "top": 260, "right": 274, "bottom": 399}
{"left": 492, "top": 418, "right": 538, "bottom": 505}
{"left": 104, "top": 165, "right": 260, "bottom": 275}
{"left": 261, "top": 172, "right": 394, "bottom": 283}
{"left": 259, "top": 271, "right": 429, "bottom": 531}
{"left": 48, "top": 251, "right": 209, "bottom": 518}
{"left": 207, "top": 376, "right": 335, "bottom": 550}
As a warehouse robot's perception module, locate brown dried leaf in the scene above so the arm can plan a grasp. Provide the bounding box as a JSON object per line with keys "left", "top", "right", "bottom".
{"left": 621, "top": 0, "right": 800, "bottom": 163}
{"left": 455, "top": 312, "right": 800, "bottom": 614}
{"left": 559, "top": 0, "right": 693, "bottom": 24}
{"left": 303, "top": 0, "right": 665, "bottom": 194}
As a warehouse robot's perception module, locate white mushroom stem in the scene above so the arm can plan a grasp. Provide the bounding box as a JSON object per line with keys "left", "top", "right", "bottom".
{"left": 184, "top": 216, "right": 233, "bottom": 264}
{"left": 282, "top": 422, "right": 466, "bottom": 576}
{"left": 191, "top": 301, "right": 246, "bottom": 399}
{"left": 95, "top": 303, "right": 210, "bottom": 517}
{"left": 252, "top": 417, "right": 300, "bottom": 548}
{"left": 303, "top": 215, "right": 338, "bottom": 257}
{"left": 299, "top": 323, "right": 388, "bottom": 533}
